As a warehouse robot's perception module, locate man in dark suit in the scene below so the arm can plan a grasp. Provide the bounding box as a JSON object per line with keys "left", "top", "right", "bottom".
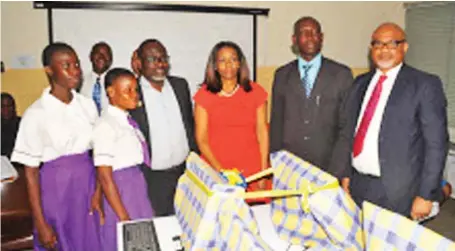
{"left": 270, "top": 16, "right": 353, "bottom": 178}
{"left": 341, "top": 23, "right": 448, "bottom": 220}
{"left": 129, "top": 39, "right": 198, "bottom": 216}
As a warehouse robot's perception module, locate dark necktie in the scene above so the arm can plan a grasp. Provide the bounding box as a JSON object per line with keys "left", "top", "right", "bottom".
{"left": 353, "top": 75, "right": 388, "bottom": 157}
{"left": 127, "top": 115, "right": 151, "bottom": 168}
{"left": 302, "top": 65, "right": 313, "bottom": 97}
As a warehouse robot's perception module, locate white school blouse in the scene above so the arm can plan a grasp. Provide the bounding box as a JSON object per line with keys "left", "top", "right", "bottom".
{"left": 11, "top": 87, "right": 98, "bottom": 167}
{"left": 92, "top": 105, "right": 144, "bottom": 171}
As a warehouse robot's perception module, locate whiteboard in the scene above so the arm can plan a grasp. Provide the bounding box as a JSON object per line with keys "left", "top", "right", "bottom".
{"left": 52, "top": 9, "right": 254, "bottom": 95}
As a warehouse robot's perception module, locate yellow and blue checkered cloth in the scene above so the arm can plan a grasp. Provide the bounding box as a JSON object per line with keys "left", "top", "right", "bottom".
{"left": 174, "top": 152, "right": 272, "bottom": 251}
{"left": 175, "top": 151, "right": 454, "bottom": 250}
{"left": 270, "top": 151, "right": 364, "bottom": 250}
{"left": 363, "top": 201, "right": 455, "bottom": 250}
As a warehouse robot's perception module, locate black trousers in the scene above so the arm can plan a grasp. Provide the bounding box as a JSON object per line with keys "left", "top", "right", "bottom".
{"left": 140, "top": 162, "right": 185, "bottom": 217}
{"left": 350, "top": 169, "right": 412, "bottom": 217}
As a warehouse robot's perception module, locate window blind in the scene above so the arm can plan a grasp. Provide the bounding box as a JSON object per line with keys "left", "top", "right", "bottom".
{"left": 405, "top": 2, "right": 455, "bottom": 131}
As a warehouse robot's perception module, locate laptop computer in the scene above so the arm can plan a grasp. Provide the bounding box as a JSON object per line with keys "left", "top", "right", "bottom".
{"left": 117, "top": 216, "right": 184, "bottom": 251}
{"left": 117, "top": 218, "right": 161, "bottom": 251}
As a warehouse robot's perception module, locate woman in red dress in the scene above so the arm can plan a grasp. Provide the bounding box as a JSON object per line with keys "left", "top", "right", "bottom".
{"left": 194, "top": 41, "right": 269, "bottom": 192}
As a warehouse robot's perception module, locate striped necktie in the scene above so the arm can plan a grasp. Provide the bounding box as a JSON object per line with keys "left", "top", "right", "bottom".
{"left": 92, "top": 77, "right": 102, "bottom": 115}
{"left": 302, "top": 65, "right": 313, "bottom": 97}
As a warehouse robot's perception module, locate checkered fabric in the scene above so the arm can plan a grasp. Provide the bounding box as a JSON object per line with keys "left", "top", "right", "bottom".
{"left": 306, "top": 245, "right": 343, "bottom": 251}
{"left": 363, "top": 201, "right": 455, "bottom": 250}
{"left": 174, "top": 152, "right": 272, "bottom": 251}
{"left": 270, "top": 150, "right": 364, "bottom": 250}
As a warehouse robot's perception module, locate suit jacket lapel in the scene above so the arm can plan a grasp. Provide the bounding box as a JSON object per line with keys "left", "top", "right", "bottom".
{"left": 353, "top": 71, "right": 375, "bottom": 120}
{"left": 311, "top": 58, "right": 332, "bottom": 98}
{"left": 168, "top": 77, "right": 186, "bottom": 123}
{"left": 168, "top": 77, "right": 198, "bottom": 153}
{"left": 380, "top": 65, "right": 409, "bottom": 133}
{"left": 352, "top": 66, "right": 409, "bottom": 136}
{"left": 130, "top": 78, "right": 152, "bottom": 153}
{"left": 287, "top": 61, "right": 311, "bottom": 121}
{"left": 288, "top": 60, "right": 306, "bottom": 98}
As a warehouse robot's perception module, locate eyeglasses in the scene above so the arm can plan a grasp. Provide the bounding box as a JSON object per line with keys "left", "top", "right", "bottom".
{"left": 145, "top": 56, "right": 170, "bottom": 64}
{"left": 370, "top": 40, "right": 406, "bottom": 49}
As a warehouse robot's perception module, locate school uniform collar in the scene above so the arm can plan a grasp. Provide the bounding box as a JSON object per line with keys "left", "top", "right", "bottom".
{"left": 106, "top": 104, "right": 130, "bottom": 126}
{"left": 41, "top": 86, "right": 79, "bottom": 112}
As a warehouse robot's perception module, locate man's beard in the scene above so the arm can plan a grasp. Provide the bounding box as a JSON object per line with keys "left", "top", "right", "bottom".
{"left": 151, "top": 75, "right": 166, "bottom": 82}
{"left": 376, "top": 59, "right": 396, "bottom": 70}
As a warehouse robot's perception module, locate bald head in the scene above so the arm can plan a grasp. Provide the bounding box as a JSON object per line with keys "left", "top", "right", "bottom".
{"left": 373, "top": 22, "right": 406, "bottom": 41}
{"left": 370, "top": 22, "right": 408, "bottom": 73}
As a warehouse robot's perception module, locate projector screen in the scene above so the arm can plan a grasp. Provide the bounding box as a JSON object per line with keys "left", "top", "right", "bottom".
{"left": 52, "top": 8, "right": 254, "bottom": 95}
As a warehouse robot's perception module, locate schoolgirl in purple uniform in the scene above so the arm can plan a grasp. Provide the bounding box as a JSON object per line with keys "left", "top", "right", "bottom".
{"left": 93, "top": 68, "right": 154, "bottom": 251}
{"left": 11, "top": 42, "right": 101, "bottom": 250}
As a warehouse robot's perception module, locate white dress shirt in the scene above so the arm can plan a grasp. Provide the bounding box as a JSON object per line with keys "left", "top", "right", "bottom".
{"left": 93, "top": 105, "right": 145, "bottom": 171}
{"left": 140, "top": 77, "right": 189, "bottom": 170}
{"left": 353, "top": 63, "right": 403, "bottom": 176}
{"left": 11, "top": 87, "right": 98, "bottom": 167}
{"left": 80, "top": 71, "right": 109, "bottom": 112}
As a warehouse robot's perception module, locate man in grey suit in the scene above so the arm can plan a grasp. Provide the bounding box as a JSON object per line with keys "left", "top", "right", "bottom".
{"left": 129, "top": 39, "right": 198, "bottom": 216}
{"left": 341, "top": 23, "right": 448, "bottom": 219}
{"left": 270, "top": 16, "right": 353, "bottom": 178}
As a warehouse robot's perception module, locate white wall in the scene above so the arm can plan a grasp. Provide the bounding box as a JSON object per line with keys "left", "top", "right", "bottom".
{"left": 1, "top": 1, "right": 405, "bottom": 69}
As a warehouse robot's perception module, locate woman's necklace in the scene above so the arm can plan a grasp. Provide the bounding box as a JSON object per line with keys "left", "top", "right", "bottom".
{"left": 220, "top": 84, "right": 239, "bottom": 97}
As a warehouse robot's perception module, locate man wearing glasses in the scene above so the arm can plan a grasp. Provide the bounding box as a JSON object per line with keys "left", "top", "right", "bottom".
{"left": 340, "top": 23, "right": 448, "bottom": 220}
{"left": 130, "top": 39, "right": 198, "bottom": 216}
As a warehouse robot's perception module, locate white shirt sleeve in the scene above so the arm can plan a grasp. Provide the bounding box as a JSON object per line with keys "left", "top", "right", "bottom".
{"left": 11, "top": 110, "right": 43, "bottom": 167}
{"left": 93, "top": 120, "right": 116, "bottom": 166}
